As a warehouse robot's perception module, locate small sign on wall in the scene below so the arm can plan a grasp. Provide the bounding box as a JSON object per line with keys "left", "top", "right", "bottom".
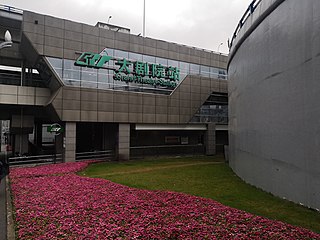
{"left": 181, "top": 137, "right": 189, "bottom": 145}
{"left": 165, "top": 136, "right": 180, "bottom": 144}
{"left": 47, "top": 123, "right": 64, "bottom": 135}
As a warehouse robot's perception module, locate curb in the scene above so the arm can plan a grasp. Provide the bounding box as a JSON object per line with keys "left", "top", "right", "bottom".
{"left": 6, "top": 176, "right": 15, "bottom": 240}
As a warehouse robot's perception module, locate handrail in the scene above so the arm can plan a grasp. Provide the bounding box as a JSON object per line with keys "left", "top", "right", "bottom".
{"left": 9, "top": 154, "right": 63, "bottom": 165}
{"left": 130, "top": 144, "right": 203, "bottom": 149}
{"left": 76, "top": 150, "right": 114, "bottom": 161}
{"left": 229, "top": 0, "right": 262, "bottom": 50}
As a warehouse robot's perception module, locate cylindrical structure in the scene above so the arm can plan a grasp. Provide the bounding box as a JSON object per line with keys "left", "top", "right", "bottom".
{"left": 228, "top": 0, "right": 320, "bottom": 210}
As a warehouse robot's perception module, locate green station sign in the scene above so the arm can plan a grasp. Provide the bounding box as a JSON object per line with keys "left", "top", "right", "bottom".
{"left": 47, "top": 123, "right": 64, "bottom": 135}
{"left": 75, "top": 52, "right": 180, "bottom": 88}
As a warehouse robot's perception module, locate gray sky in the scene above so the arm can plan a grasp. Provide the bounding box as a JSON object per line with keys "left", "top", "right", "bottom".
{"left": 2, "top": 0, "right": 252, "bottom": 54}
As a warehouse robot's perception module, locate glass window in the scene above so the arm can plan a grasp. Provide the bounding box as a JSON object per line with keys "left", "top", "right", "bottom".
{"left": 200, "top": 65, "right": 210, "bottom": 77}
{"left": 142, "top": 55, "right": 155, "bottom": 64}
{"left": 45, "top": 49, "right": 188, "bottom": 94}
{"left": 113, "top": 81, "right": 128, "bottom": 91}
{"left": 210, "top": 67, "right": 219, "bottom": 78}
{"left": 129, "top": 52, "right": 143, "bottom": 61}
{"left": 168, "top": 60, "right": 179, "bottom": 68}
{"left": 190, "top": 64, "right": 200, "bottom": 75}
{"left": 46, "top": 57, "right": 62, "bottom": 78}
{"left": 180, "top": 73, "right": 187, "bottom": 81}
{"left": 98, "top": 68, "right": 113, "bottom": 90}
{"left": 63, "top": 59, "right": 80, "bottom": 86}
{"left": 47, "top": 57, "right": 62, "bottom": 68}
{"left": 218, "top": 69, "right": 227, "bottom": 80}
{"left": 63, "top": 59, "right": 80, "bottom": 77}
{"left": 81, "top": 67, "right": 97, "bottom": 88}
{"left": 128, "top": 82, "right": 143, "bottom": 92}
{"left": 179, "top": 61, "right": 189, "bottom": 74}
{"left": 156, "top": 57, "right": 168, "bottom": 66}
{"left": 114, "top": 49, "right": 128, "bottom": 59}
{"left": 98, "top": 70, "right": 113, "bottom": 90}
{"left": 100, "top": 48, "right": 114, "bottom": 56}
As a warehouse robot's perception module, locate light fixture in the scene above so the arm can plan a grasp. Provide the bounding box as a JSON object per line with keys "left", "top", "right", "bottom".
{"left": 0, "top": 30, "right": 13, "bottom": 50}
{"left": 107, "top": 16, "right": 112, "bottom": 24}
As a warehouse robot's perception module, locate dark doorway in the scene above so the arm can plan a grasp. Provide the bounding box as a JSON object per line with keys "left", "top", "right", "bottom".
{"left": 76, "top": 123, "right": 103, "bottom": 152}
{"left": 216, "top": 130, "right": 228, "bottom": 154}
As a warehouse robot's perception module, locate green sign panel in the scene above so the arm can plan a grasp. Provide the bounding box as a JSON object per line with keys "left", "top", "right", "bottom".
{"left": 47, "top": 123, "right": 64, "bottom": 134}
{"left": 75, "top": 52, "right": 180, "bottom": 87}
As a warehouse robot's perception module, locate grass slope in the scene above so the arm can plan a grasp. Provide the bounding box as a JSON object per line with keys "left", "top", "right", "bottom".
{"left": 79, "top": 156, "right": 320, "bottom": 233}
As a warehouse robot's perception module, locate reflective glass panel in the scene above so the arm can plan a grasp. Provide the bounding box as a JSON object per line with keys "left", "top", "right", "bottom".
{"left": 179, "top": 61, "right": 189, "bottom": 74}
{"left": 200, "top": 65, "right": 210, "bottom": 77}
{"left": 190, "top": 64, "right": 200, "bottom": 75}
{"left": 81, "top": 67, "right": 97, "bottom": 88}
{"left": 114, "top": 49, "right": 128, "bottom": 59}
{"left": 218, "top": 69, "right": 227, "bottom": 80}
{"left": 210, "top": 67, "right": 219, "bottom": 78}
{"left": 100, "top": 48, "right": 114, "bottom": 56}
{"left": 156, "top": 57, "right": 168, "bottom": 66}
{"left": 168, "top": 60, "right": 179, "bottom": 68}
{"left": 142, "top": 55, "right": 155, "bottom": 64}
{"left": 46, "top": 57, "right": 62, "bottom": 78}
{"left": 129, "top": 52, "right": 143, "bottom": 61}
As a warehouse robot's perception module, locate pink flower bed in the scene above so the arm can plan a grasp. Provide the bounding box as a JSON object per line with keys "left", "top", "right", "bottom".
{"left": 10, "top": 162, "right": 320, "bottom": 239}
{"left": 10, "top": 161, "right": 97, "bottom": 179}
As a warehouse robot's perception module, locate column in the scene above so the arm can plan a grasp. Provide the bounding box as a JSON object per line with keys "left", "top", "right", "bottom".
{"left": 205, "top": 123, "right": 216, "bottom": 155}
{"left": 63, "top": 122, "right": 76, "bottom": 162}
{"left": 11, "top": 114, "right": 33, "bottom": 155}
{"left": 34, "top": 123, "right": 42, "bottom": 149}
{"left": 0, "top": 121, "right": 3, "bottom": 152}
{"left": 118, "top": 124, "right": 130, "bottom": 160}
{"left": 21, "top": 60, "right": 26, "bottom": 86}
{"left": 14, "top": 134, "right": 28, "bottom": 155}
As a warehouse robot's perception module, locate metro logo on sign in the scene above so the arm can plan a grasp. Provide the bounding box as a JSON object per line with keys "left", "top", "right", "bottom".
{"left": 47, "top": 123, "right": 64, "bottom": 135}
{"left": 75, "top": 52, "right": 113, "bottom": 68}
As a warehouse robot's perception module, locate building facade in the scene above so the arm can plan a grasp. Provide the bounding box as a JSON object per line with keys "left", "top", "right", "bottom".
{"left": 228, "top": 0, "right": 320, "bottom": 210}
{"left": 0, "top": 5, "right": 228, "bottom": 162}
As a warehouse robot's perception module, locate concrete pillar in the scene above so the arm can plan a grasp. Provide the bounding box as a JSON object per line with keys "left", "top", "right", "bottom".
{"left": 21, "top": 60, "right": 26, "bottom": 86}
{"left": 0, "top": 121, "right": 4, "bottom": 152}
{"left": 55, "top": 132, "right": 63, "bottom": 154}
{"left": 11, "top": 114, "right": 33, "bottom": 155}
{"left": 63, "top": 122, "right": 76, "bottom": 162}
{"left": 206, "top": 123, "right": 216, "bottom": 155}
{"left": 14, "top": 134, "right": 28, "bottom": 155}
{"left": 118, "top": 124, "right": 130, "bottom": 160}
{"left": 34, "top": 123, "right": 42, "bottom": 149}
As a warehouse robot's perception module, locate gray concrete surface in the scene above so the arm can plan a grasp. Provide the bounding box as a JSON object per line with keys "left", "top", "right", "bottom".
{"left": 0, "top": 177, "right": 7, "bottom": 240}
{"left": 228, "top": 0, "right": 320, "bottom": 210}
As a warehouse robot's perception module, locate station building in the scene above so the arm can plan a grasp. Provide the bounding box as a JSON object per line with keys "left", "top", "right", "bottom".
{"left": 0, "top": 5, "right": 228, "bottom": 162}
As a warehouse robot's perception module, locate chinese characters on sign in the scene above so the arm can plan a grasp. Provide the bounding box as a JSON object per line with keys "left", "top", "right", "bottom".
{"left": 75, "top": 52, "right": 180, "bottom": 88}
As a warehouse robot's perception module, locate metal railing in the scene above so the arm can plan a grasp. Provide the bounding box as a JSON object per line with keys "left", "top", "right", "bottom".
{"left": 191, "top": 115, "right": 228, "bottom": 124}
{"left": 130, "top": 144, "right": 205, "bottom": 157}
{"left": 76, "top": 150, "right": 114, "bottom": 161}
{"left": 8, "top": 153, "right": 63, "bottom": 166}
{"left": 0, "top": 5, "right": 23, "bottom": 15}
{"left": 229, "top": 0, "right": 262, "bottom": 50}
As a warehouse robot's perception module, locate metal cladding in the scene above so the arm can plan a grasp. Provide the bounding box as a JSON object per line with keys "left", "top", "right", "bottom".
{"left": 228, "top": 0, "right": 320, "bottom": 210}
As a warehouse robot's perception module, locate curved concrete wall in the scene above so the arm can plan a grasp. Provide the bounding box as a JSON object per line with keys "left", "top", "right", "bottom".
{"left": 228, "top": 0, "right": 320, "bottom": 210}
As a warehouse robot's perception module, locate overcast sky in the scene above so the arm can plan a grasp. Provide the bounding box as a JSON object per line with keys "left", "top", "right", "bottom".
{"left": 2, "top": 0, "right": 253, "bottom": 54}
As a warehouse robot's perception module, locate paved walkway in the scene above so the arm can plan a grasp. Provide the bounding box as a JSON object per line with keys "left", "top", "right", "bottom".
{"left": 0, "top": 177, "right": 7, "bottom": 240}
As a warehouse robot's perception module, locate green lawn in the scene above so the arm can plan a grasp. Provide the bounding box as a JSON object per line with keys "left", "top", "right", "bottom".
{"left": 79, "top": 156, "right": 320, "bottom": 233}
